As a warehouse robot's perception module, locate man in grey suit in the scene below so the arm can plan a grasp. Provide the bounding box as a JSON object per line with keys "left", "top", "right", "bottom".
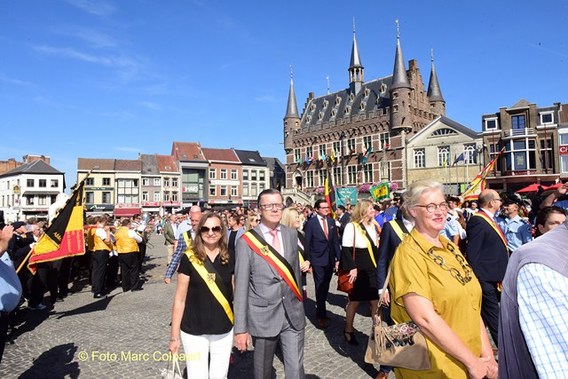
{"left": 234, "top": 189, "right": 306, "bottom": 379}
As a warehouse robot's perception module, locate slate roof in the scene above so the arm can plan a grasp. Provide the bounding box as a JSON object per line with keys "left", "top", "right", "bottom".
{"left": 201, "top": 148, "right": 239, "bottom": 163}
{"left": 408, "top": 115, "right": 479, "bottom": 143}
{"left": 140, "top": 154, "right": 159, "bottom": 175}
{"left": 301, "top": 76, "right": 393, "bottom": 128}
{"left": 233, "top": 150, "right": 267, "bottom": 167}
{"left": 171, "top": 142, "right": 206, "bottom": 162}
{"left": 156, "top": 154, "right": 178, "bottom": 173}
{"left": 0, "top": 160, "right": 62, "bottom": 178}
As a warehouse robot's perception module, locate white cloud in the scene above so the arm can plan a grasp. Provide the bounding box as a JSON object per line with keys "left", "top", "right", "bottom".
{"left": 65, "top": 0, "right": 116, "bottom": 17}
{"left": 139, "top": 101, "right": 162, "bottom": 110}
{"left": 115, "top": 146, "right": 142, "bottom": 153}
{"left": 0, "top": 72, "right": 33, "bottom": 87}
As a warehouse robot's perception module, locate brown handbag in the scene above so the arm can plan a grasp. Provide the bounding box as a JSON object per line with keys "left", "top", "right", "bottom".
{"left": 337, "top": 226, "right": 356, "bottom": 294}
{"left": 364, "top": 267, "right": 431, "bottom": 370}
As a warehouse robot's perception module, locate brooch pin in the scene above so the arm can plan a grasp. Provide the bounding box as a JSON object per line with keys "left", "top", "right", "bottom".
{"left": 207, "top": 273, "right": 216, "bottom": 283}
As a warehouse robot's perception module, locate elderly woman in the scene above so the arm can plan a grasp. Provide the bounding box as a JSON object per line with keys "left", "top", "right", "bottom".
{"left": 281, "top": 207, "right": 311, "bottom": 299}
{"left": 169, "top": 212, "right": 234, "bottom": 378}
{"left": 389, "top": 180, "right": 497, "bottom": 379}
{"left": 341, "top": 199, "right": 380, "bottom": 345}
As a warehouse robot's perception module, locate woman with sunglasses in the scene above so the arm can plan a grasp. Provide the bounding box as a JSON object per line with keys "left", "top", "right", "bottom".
{"left": 281, "top": 207, "right": 311, "bottom": 299}
{"left": 244, "top": 212, "right": 260, "bottom": 231}
{"left": 388, "top": 180, "right": 497, "bottom": 379}
{"left": 169, "top": 212, "right": 234, "bottom": 378}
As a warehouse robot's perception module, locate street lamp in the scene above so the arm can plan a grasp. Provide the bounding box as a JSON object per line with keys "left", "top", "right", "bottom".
{"left": 339, "top": 131, "right": 346, "bottom": 186}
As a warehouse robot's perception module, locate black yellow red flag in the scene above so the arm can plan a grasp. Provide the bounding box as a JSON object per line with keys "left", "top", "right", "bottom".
{"left": 23, "top": 180, "right": 86, "bottom": 273}
{"left": 324, "top": 168, "right": 337, "bottom": 219}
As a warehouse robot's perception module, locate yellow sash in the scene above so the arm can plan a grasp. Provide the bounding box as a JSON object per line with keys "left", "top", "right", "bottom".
{"left": 184, "top": 249, "right": 234, "bottom": 324}
{"left": 242, "top": 230, "right": 302, "bottom": 302}
{"left": 473, "top": 212, "right": 509, "bottom": 252}
{"left": 353, "top": 223, "right": 378, "bottom": 268}
{"left": 389, "top": 220, "right": 407, "bottom": 241}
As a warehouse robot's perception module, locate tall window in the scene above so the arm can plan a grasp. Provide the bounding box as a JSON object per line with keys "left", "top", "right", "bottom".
{"left": 363, "top": 164, "right": 373, "bottom": 182}
{"left": 142, "top": 191, "right": 149, "bottom": 201}
{"left": 102, "top": 192, "right": 111, "bottom": 203}
{"left": 243, "top": 170, "right": 249, "bottom": 180}
{"left": 379, "top": 132, "right": 390, "bottom": 150}
{"left": 414, "top": 148, "right": 425, "bottom": 168}
{"left": 363, "top": 136, "right": 372, "bottom": 150}
{"left": 231, "top": 169, "right": 238, "bottom": 180}
{"left": 251, "top": 170, "right": 257, "bottom": 181}
{"left": 163, "top": 177, "right": 170, "bottom": 187}
{"left": 220, "top": 169, "right": 227, "bottom": 179}
{"left": 39, "top": 179, "right": 47, "bottom": 187}
{"left": 220, "top": 186, "right": 227, "bottom": 196}
{"left": 319, "top": 170, "right": 326, "bottom": 186}
{"left": 379, "top": 161, "right": 391, "bottom": 181}
{"left": 504, "top": 139, "right": 536, "bottom": 171}
{"left": 347, "top": 138, "right": 356, "bottom": 153}
{"left": 163, "top": 191, "right": 170, "bottom": 201}
{"left": 319, "top": 144, "right": 326, "bottom": 159}
{"left": 102, "top": 178, "right": 110, "bottom": 186}
{"left": 171, "top": 192, "right": 178, "bottom": 201}
{"left": 347, "top": 166, "right": 357, "bottom": 184}
{"left": 27, "top": 179, "right": 34, "bottom": 187}
{"left": 85, "top": 192, "right": 94, "bottom": 203}
{"left": 210, "top": 186, "right": 216, "bottom": 196}
{"left": 51, "top": 179, "right": 58, "bottom": 188}
{"left": 142, "top": 178, "right": 149, "bottom": 186}
{"left": 511, "top": 115, "right": 526, "bottom": 133}
{"left": 306, "top": 146, "right": 313, "bottom": 159}
{"left": 464, "top": 144, "right": 477, "bottom": 165}
{"left": 153, "top": 178, "right": 160, "bottom": 186}
{"left": 333, "top": 167, "right": 342, "bottom": 185}
{"left": 540, "top": 138, "right": 554, "bottom": 172}
{"left": 305, "top": 171, "right": 314, "bottom": 188}
{"left": 231, "top": 186, "right": 238, "bottom": 197}
{"left": 153, "top": 192, "right": 160, "bottom": 201}
{"left": 294, "top": 149, "right": 301, "bottom": 163}
{"left": 437, "top": 146, "right": 450, "bottom": 167}
{"left": 243, "top": 185, "right": 249, "bottom": 197}
{"left": 172, "top": 178, "right": 178, "bottom": 187}
{"left": 489, "top": 143, "right": 503, "bottom": 171}
{"left": 333, "top": 141, "right": 341, "bottom": 156}
{"left": 86, "top": 178, "right": 94, "bottom": 186}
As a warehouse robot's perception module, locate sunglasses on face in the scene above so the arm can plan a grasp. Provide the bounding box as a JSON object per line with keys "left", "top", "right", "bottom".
{"left": 200, "top": 226, "right": 222, "bottom": 234}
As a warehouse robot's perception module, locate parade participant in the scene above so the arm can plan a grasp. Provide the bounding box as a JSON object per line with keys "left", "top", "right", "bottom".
{"left": 244, "top": 212, "right": 260, "bottom": 231}
{"left": 499, "top": 219, "right": 568, "bottom": 378}
{"left": 466, "top": 189, "right": 509, "bottom": 346}
{"left": 164, "top": 206, "right": 202, "bottom": 284}
{"left": 281, "top": 207, "right": 311, "bottom": 300}
{"left": 497, "top": 198, "right": 532, "bottom": 252}
{"left": 341, "top": 199, "right": 380, "bottom": 346}
{"left": 169, "top": 212, "right": 234, "bottom": 378}
{"left": 304, "top": 199, "right": 341, "bottom": 329}
{"left": 234, "top": 189, "right": 305, "bottom": 379}
{"left": 390, "top": 180, "right": 497, "bottom": 379}
{"left": 335, "top": 205, "right": 351, "bottom": 239}
{"left": 226, "top": 212, "right": 245, "bottom": 260}
{"left": 534, "top": 206, "right": 566, "bottom": 237}
{"left": 0, "top": 225, "right": 22, "bottom": 364}
{"left": 91, "top": 216, "right": 113, "bottom": 298}
{"left": 114, "top": 218, "right": 143, "bottom": 292}
{"left": 163, "top": 214, "right": 177, "bottom": 266}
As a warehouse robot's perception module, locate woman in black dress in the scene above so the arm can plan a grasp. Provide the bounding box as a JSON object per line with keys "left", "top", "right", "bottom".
{"left": 281, "top": 207, "right": 311, "bottom": 300}
{"left": 341, "top": 199, "right": 380, "bottom": 345}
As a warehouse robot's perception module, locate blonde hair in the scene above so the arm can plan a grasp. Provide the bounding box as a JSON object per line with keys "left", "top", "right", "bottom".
{"left": 351, "top": 199, "right": 373, "bottom": 223}
{"left": 281, "top": 207, "right": 300, "bottom": 229}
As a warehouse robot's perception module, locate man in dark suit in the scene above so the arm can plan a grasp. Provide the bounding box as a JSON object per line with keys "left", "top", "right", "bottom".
{"left": 466, "top": 189, "right": 509, "bottom": 346}
{"left": 335, "top": 205, "right": 351, "bottom": 239}
{"left": 304, "top": 199, "right": 341, "bottom": 328}
{"left": 234, "top": 189, "right": 305, "bottom": 379}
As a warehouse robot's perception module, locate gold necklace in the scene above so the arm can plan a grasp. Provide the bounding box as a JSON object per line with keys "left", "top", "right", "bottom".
{"left": 415, "top": 237, "right": 473, "bottom": 285}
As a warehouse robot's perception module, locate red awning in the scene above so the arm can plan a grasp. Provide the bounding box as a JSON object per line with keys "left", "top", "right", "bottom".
{"left": 113, "top": 208, "right": 141, "bottom": 217}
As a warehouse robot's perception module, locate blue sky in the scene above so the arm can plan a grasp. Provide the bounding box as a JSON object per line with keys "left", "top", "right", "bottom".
{"left": 1, "top": 0, "right": 567, "bottom": 188}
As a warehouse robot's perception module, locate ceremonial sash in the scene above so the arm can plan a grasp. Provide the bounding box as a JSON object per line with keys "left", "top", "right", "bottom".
{"left": 473, "top": 211, "right": 508, "bottom": 251}
{"left": 242, "top": 230, "right": 302, "bottom": 302}
{"left": 182, "top": 231, "right": 193, "bottom": 255}
{"left": 389, "top": 220, "right": 408, "bottom": 241}
{"left": 353, "top": 223, "right": 378, "bottom": 268}
{"left": 298, "top": 239, "right": 306, "bottom": 265}
{"left": 184, "top": 249, "right": 234, "bottom": 324}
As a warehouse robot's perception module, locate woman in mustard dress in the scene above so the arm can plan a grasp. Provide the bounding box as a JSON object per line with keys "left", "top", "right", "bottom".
{"left": 389, "top": 180, "right": 497, "bottom": 379}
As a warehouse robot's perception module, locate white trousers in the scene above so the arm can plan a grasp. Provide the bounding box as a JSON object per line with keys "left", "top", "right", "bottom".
{"left": 180, "top": 328, "right": 233, "bottom": 379}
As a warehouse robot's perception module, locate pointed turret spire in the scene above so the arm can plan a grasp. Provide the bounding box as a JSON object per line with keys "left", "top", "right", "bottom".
{"left": 285, "top": 65, "right": 299, "bottom": 118}
{"left": 391, "top": 19, "right": 411, "bottom": 90}
{"left": 348, "top": 18, "right": 364, "bottom": 94}
{"left": 427, "top": 49, "right": 444, "bottom": 102}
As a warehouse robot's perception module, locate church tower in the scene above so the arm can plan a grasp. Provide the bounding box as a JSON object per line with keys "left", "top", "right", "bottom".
{"left": 427, "top": 49, "right": 446, "bottom": 116}
{"left": 283, "top": 67, "right": 300, "bottom": 154}
{"left": 348, "top": 23, "right": 364, "bottom": 95}
{"left": 389, "top": 20, "right": 412, "bottom": 134}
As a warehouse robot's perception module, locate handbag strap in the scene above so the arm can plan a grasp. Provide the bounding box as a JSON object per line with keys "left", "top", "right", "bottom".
{"left": 376, "top": 266, "right": 392, "bottom": 323}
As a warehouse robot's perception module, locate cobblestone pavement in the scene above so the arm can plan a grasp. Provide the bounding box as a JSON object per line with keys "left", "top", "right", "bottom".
{"left": 1, "top": 234, "right": 391, "bottom": 379}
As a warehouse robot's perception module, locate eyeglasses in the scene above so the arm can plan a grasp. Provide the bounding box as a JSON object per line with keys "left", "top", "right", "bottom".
{"left": 259, "top": 203, "right": 284, "bottom": 210}
{"left": 415, "top": 202, "right": 449, "bottom": 213}
{"left": 200, "top": 226, "right": 222, "bottom": 234}
{"left": 252, "top": 218, "right": 261, "bottom": 223}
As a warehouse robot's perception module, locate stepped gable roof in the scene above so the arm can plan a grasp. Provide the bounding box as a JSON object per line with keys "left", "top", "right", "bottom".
{"left": 0, "top": 160, "right": 62, "bottom": 178}
{"left": 156, "top": 154, "right": 178, "bottom": 173}
{"left": 300, "top": 76, "right": 393, "bottom": 128}
{"left": 172, "top": 141, "right": 206, "bottom": 162}
{"left": 77, "top": 158, "right": 115, "bottom": 171}
{"left": 115, "top": 159, "right": 142, "bottom": 171}
{"left": 201, "top": 147, "right": 239, "bottom": 163}
{"left": 139, "top": 154, "right": 159, "bottom": 175}
{"left": 234, "top": 150, "right": 267, "bottom": 167}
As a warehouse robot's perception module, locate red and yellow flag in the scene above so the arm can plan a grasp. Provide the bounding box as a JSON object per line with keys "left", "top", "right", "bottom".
{"left": 24, "top": 180, "right": 86, "bottom": 273}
